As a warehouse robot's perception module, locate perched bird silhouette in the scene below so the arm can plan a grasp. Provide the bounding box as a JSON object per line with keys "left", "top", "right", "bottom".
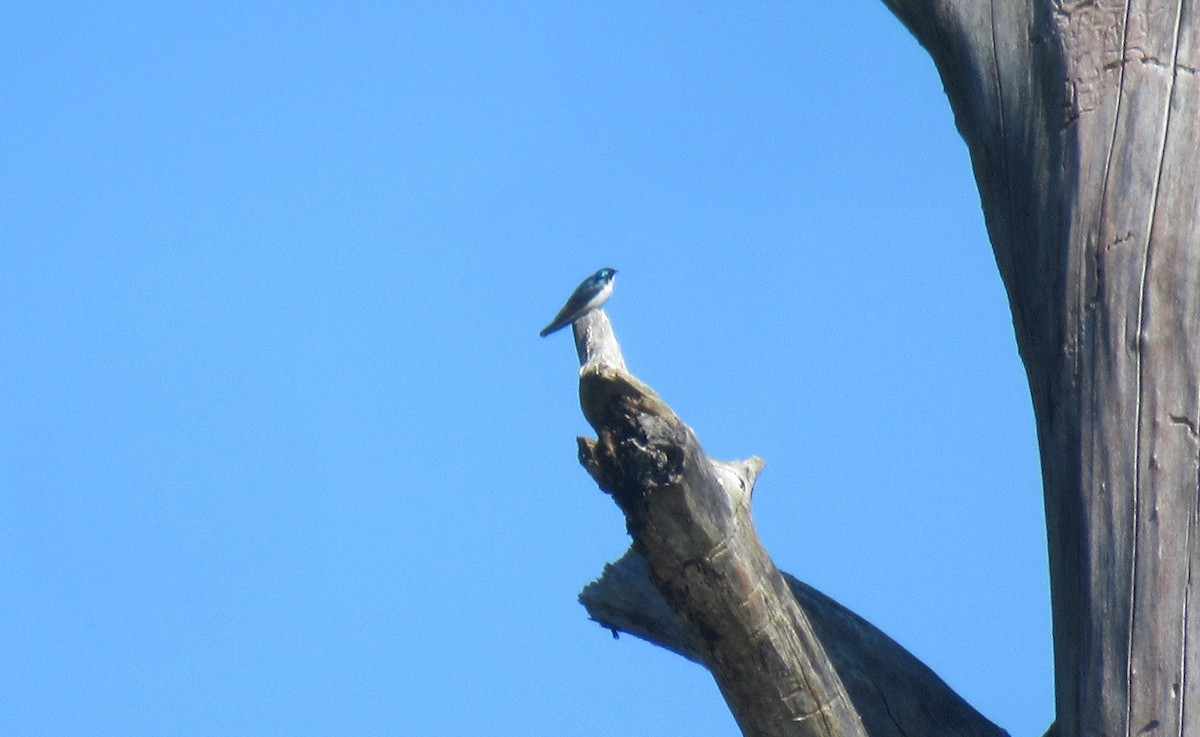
{"left": 539, "top": 268, "right": 617, "bottom": 337}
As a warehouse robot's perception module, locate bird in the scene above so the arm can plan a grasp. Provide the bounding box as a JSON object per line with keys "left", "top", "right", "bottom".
{"left": 539, "top": 268, "right": 617, "bottom": 337}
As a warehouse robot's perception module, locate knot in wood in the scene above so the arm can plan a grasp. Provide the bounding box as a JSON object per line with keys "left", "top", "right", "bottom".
{"left": 622, "top": 434, "right": 684, "bottom": 492}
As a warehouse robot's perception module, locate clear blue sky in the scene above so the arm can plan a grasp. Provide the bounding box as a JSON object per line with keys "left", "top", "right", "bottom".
{"left": 2, "top": 3, "right": 1052, "bottom": 735}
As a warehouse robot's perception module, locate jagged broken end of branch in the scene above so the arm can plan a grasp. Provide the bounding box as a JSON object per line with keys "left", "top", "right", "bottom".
{"left": 581, "top": 550, "right": 1013, "bottom": 737}
{"left": 578, "top": 548, "right": 707, "bottom": 665}
{"left": 712, "top": 455, "right": 767, "bottom": 509}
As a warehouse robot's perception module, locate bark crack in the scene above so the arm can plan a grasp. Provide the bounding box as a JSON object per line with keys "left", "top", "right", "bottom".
{"left": 1181, "top": 383, "right": 1200, "bottom": 737}
{"left": 1129, "top": 3, "right": 1187, "bottom": 737}
{"left": 1096, "top": 2, "right": 1136, "bottom": 736}
{"left": 866, "top": 674, "right": 912, "bottom": 737}
{"left": 988, "top": 0, "right": 1009, "bottom": 196}
{"left": 987, "top": 0, "right": 1018, "bottom": 294}
{"left": 1088, "top": 2, "right": 1136, "bottom": 728}
{"left": 1177, "top": 495, "right": 1194, "bottom": 737}
{"left": 1169, "top": 414, "right": 1200, "bottom": 442}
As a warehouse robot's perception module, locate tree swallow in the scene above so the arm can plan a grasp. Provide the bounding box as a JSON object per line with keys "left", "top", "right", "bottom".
{"left": 539, "top": 268, "right": 617, "bottom": 337}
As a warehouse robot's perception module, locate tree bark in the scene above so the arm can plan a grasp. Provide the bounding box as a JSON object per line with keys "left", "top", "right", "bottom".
{"left": 564, "top": 4, "right": 1198, "bottom": 735}
{"left": 571, "top": 310, "right": 1005, "bottom": 737}
{"left": 879, "top": 2, "right": 1200, "bottom": 736}
{"left": 581, "top": 550, "right": 1007, "bottom": 737}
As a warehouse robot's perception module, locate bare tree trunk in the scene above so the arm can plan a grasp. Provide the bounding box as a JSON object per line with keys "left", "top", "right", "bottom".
{"left": 880, "top": 2, "right": 1200, "bottom": 735}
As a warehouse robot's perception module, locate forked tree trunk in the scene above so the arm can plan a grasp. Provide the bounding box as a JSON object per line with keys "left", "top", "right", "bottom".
{"left": 569, "top": 3, "right": 1200, "bottom": 736}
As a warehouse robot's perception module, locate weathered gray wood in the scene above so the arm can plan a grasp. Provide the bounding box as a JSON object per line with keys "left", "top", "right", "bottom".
{"left": 570, "top": 311, "right": 1013, "bottom": 736}
{"left": 880, "top": 2, "right": 1200, "bottom": 736}
{"left": 581, "top": 550, "right": 1008, "bottom": 737}
{"left": 572, "top": 310, "right": 865, "bottom": 737}
{"left": 570, "top": 308, "right": 627, "bottom": 372}
{"left": 563, "top": 5, "right": 1199, "bottom": 734}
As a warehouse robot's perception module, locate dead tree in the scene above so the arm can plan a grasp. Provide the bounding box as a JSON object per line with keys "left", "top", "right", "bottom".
{"left": 568, "top": 3, "right": 1200, "bottom": 737}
